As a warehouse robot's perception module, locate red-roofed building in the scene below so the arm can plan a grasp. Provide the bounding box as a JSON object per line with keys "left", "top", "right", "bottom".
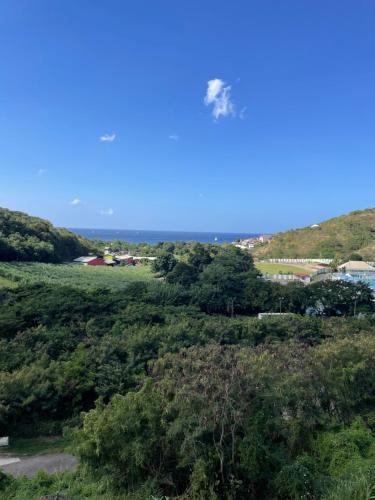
{"left": 87, "top": 257, "right": 105, "bottom": 266}
{"left": 293, "top": 272, "right": 310, "bottom": 282}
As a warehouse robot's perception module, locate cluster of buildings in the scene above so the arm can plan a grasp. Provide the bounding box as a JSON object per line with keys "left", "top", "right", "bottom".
{"left": 332, "top": 261, "right": 375, "bottom": 290}
{"left": 235, "top": 234, "right": 273, "bottom": 250}
{"left": 73, "top": 253, "right": 156, "bottom": 267}
{"left": 264, "top": 260, "right": 375, "bottom": 292}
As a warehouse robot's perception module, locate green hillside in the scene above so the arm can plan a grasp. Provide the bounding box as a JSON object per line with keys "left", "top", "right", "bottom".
{"left": 255, "top": 208, "right": 375, "bottom": 260}
{"left": 0, "top": 207, "right": 93, "bottom": 262}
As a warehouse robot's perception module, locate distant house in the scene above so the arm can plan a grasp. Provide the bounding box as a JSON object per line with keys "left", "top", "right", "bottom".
{"left": 87, "top": 257, "right": 105, "bottom": 266}
{"left": 310, "top": 224, "right": 320, "bottom": 229}
{"left": 73, "top": 256, "right": 98, "bottom": 264}
{"left": 115, "top": 254, "right": 156, "bottom": 264}
{"left": 293, "top": 272, "right": 311, "bottom": 283}
{"left": 258, "top": 234, "right": 273, "bottom": 244}
{"left": 116, "top": 254, "right": 136, "bottom": 265}
{"left": 115, "top": 254, "right": 132, "bottom": 260}
{"left": 235, "top": 235, "right": 272, "bottom": 250}
{"left": 73, "top": 256, "right": 105, "bottom": 266}
{"left": 332, "top": 261, "right": 375, "bottom": 293}
{"left": 338, "top": 261, "right": 375, "bottom": 273}
{"left": 235, "top": 242, "right": 255, "bottom": 249}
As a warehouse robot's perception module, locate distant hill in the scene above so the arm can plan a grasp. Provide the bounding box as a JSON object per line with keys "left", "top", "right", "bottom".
{"left": 254, "top": 208, "right": 375, "bottom": 260}
{"left": 0, "top": 207, "right": 94, "bottom": 262}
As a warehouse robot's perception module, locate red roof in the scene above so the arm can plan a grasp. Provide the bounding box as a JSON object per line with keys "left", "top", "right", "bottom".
{"left": 87, "top": 258, "right": 105, "bottom": 266}
{"left": 294, "top": 272, "right": 309, "bottom": 278}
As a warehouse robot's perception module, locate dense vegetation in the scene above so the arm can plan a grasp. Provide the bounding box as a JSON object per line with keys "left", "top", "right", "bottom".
{"left": 0, "top": 242, "right": 374, "bottom": 498}
{"left": 0, "top": 208, "right": 93, "bottom": 262}
{"left": 254, "top": 207, "right": 375, "bottom": 260}
{"left": 88, "top": 238, "right": 201, "bottom": 257}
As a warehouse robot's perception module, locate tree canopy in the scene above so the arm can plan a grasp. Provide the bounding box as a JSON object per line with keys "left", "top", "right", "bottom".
{"left": 0, "top": 207, "right": 93, "bottom": 262}
{"left": 0, "top": 222, "right": 374, "bottom": 499}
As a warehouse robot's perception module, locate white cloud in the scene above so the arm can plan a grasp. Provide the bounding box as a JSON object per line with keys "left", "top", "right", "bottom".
{"left": 204, "top": 78, "right": 235, "bottom": 120}
{"left": 100, "top": 133, "right": 116, "bottom": 143}
{"left": 169, "top": 134, "right": 179, "bottom": 141}
{"left": 100, "top": 208, "right": 114, "bottom": 216}
{"left": 204, "top": 79, "right": 224, "bottom": 105}
{"left": 69, "top": 198, "right": 81, "bottom": 205}
{"left": 37, "top": 168, "right": 47, "bottom": 175}
{"left": 239, "top": 106, "right": 247, "bottom": 120}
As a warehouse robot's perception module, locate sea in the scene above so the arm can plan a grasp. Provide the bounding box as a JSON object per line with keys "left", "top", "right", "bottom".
{"left": 69, "top": 228, "right": 258, "bottom": 245}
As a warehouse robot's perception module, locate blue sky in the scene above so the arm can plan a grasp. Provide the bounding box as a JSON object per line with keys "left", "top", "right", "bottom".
{"left": 1, "top": 0, "right": 374, "bottom": 233}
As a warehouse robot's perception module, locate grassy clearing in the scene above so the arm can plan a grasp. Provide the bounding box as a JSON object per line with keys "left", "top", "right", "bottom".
{"left": 256, "top": 262, "right": 314, "bottom": 275}
{"left": 0, "top": 262, "right": 155, "bottom": 290}
{"left": 0, "top": 275, "right": 17, "bottom": 288}
{"left": 0, "top": 436, "right": 69, "bottom": 456}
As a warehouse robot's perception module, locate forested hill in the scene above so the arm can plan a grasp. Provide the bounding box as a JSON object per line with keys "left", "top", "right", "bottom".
{"left": 255, "top": 208, "right": 375, "bottom": 260}
{"left": 0, "top": 207, "right": 93, "bottom": 262}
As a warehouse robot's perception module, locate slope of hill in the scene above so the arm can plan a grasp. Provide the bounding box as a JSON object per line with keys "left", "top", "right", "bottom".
{"left": 0, "top": 207, "right": 93, "bottom": 262}
{"left": 254, "top": 208, "right": 375, "bottom": 260}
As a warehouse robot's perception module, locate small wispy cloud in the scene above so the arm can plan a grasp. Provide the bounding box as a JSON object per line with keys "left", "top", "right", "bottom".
{"left": 69, "top": 198, "right": 81, "bottom": 205}
{"left": 100, "top": 208, "right": 114, "bottom": 216}
{"left": 37, "top": 168, "right": 47, "bottom": 176}
{"left": 239, "top": 106, "right": 247, "bottom": 120}
{"left": 100, "top": 133, "right": 116, "bottom": 143}
{"left": 169, "top": 134, "right": 179, "bottom": 141}
{"left": 204, "top": 78, "right": 235, "bottom": 120}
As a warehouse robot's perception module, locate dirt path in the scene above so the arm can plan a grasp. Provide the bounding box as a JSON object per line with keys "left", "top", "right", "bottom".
{"left": 1, "top": 452, "right": 77, "bottom": 477}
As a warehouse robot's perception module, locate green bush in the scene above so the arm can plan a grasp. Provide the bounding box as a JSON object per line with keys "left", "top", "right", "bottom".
{"left": 314, "top": 419, "right": 375, "bottom": 478}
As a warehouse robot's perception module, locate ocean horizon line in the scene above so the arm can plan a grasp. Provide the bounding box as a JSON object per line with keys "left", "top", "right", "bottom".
{"left": 69, "top": 228, "right": 262, "bottom": 245}
{"left": 68, "top": 227, "right": 261, "bottom": 235}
